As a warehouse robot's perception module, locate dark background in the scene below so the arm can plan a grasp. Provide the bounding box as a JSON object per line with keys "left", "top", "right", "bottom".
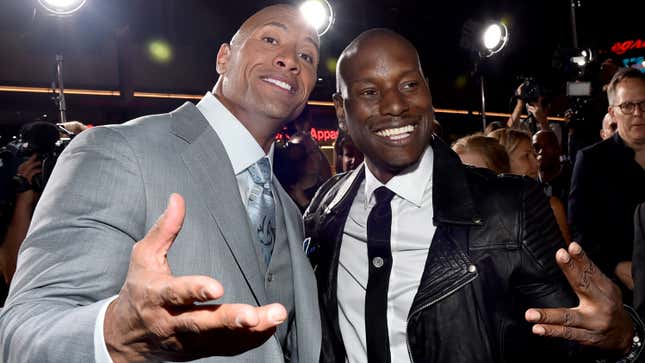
{"left": 0, "top": 0, "right": 642, "bottom": 142}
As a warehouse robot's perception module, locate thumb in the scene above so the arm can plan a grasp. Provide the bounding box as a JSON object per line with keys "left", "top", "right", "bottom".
{"left": 132, "top": 193, "right": 186, "bottom": 270}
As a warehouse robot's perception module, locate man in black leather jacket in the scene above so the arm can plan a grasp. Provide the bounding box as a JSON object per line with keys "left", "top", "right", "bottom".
{"left": 304, "top": 29, "right": 642, "bottom": 363}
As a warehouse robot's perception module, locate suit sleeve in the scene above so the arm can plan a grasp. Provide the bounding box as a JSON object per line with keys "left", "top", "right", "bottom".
{"left": 568, "top": 149, "right": 616, "bottom": 275}
{"left": 0, "top": 127, "right": 147, "bottom": 362}
{"left": 633, "top": 204, "right": 645, "bottom": 319}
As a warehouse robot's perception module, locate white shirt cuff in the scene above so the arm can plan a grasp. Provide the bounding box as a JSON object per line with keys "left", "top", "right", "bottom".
{"left": 94, "top": 295, "right": 119, "bottom": 363}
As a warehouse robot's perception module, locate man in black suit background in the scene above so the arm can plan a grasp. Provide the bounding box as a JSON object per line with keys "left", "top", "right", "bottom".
{"left": 569, "top": 68, "right": 645, "bottom": 297}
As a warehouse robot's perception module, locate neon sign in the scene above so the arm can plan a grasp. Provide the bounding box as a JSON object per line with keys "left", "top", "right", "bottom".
{"left": 274, "top": 127, "right": 339, "bottom": 143}
{"left": 309, "top": 127, "right": 338, "bottom": 142}
{"left": 611, "top": 39, "right": 645, "bottom": 55}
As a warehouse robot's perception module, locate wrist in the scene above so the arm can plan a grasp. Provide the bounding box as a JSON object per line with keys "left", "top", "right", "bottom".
{"left": 617, "top": 305, "right": 644, "bottom": 362}
{"left": 104, "top": 299, "right": 149, "bottom": 363}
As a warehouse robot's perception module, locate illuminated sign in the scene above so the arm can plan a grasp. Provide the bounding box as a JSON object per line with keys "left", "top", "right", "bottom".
{"left": 310, "top": 127, "right": 338, "bottom": 142}
{"left": 274, "top": 127, "right": 338, "bottom": 143}
{"left": 611, "top": 39, "right": 645, "bottom": 55}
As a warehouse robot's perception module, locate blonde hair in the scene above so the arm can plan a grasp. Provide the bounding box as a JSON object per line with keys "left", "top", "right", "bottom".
{"left": 488, "top": 128, "right": 531, "bottom": 156}
{"left": 452, "top": 134, "right": 510, "bottom": 173}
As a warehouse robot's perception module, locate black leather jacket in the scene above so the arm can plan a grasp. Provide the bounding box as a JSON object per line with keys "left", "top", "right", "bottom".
{"left": 304, "top": 138, "right": 587, "bottom": 363}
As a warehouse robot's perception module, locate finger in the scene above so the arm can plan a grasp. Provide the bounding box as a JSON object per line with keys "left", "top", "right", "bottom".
{"left": 530, "top": 324, "right": 599, "bottom": 346}
{"left": 24, "top": 168, "right": 42, "bottom": 181}
{"left": 158, "top": 275, "right": 225, "bottom": 307}
{"left": 134, "top": 193, "right": 186, "bottom": 266}
{"left": 173, "top": 303, "right": 287, "bottom": 333}
{"left": 525, "top": 308, "right": 582, "bottom": 328}
{"left": 556, "top": 242, "right": 606, "bottom": 301}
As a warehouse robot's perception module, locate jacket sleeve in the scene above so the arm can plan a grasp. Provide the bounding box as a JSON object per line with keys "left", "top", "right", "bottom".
{"left": 516, "top": 178, "right": 576, "bottom": 308}
{"left": 568, "top": 149, "right": 617, "bottom": 275}
{"left": 633, "top": 204, "right": 645, "bottom": 318}
{"left": 0, "top": 127, "right": 147, "bottom": 362}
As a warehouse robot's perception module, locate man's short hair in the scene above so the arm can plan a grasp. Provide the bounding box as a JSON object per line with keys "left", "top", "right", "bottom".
{"left": 607, "top": 67, "right": 645, "bottom": 105}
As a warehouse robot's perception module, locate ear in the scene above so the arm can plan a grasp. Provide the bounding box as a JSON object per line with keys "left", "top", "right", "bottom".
{"left": 216, "top": 43, "right": 232, "bottom": 75}
{"left": 332, "top": 92, "right": 347, "bottom": 133}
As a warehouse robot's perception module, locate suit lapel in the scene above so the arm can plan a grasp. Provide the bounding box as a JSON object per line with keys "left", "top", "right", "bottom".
{"left": 169, "top": 102, "right": 268, "bottom": 306}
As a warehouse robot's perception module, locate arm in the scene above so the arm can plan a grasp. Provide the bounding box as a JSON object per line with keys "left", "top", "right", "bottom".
{"left": 527, "top": 97, "right": 550, "bottom": 131}
{"left": 0, "top": 154, "right": 41, "bottom": 284}
{"left": 0, "top": 127, "right": 148, "bottom": 362}
{"left": 516, "top": 182, "right": 634, "bottom": 357}
{"left": 508, "top": 98, "right": 526, "bottom": 128}
{"left": 568, "top": 149, "right": 615, "bottom": 274}
{"left": 549, "top": 196, "right": 572, "bottom": 246}
{"left": 633, "top": 204, "right": 645, "bottom": 317}
{"left": 0, "top": 190, "right": 38, "bottom": 284}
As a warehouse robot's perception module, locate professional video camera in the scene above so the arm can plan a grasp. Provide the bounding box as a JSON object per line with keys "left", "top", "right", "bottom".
{"left": 0, "top": 122, "right": 70, "bottom": 195}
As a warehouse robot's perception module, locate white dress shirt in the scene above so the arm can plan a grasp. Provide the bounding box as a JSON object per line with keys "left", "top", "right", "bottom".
{"left": 337, "top": 146, "right": 436, "bottom": 363}
{"left": 94, "top": 92, "right": 274, "bottom": 362}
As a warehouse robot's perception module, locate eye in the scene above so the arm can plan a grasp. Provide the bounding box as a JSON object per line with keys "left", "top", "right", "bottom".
{"left": 402, "top": 81, "right": 419, "bottom": 90}
{"left": 262, "top": 36, "right": 279, "bottom": 45}
{"left": 298, "top": 52, "right": 314, "bottom": 64}
{"left": 359, "top": 89, "right": 378, "bottom": 97}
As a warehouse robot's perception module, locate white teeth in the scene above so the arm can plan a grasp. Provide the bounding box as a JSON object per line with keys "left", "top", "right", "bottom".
{"left": 376, "top": 124, "right": 415, "bottom": 138}
{"left": 263, "top": 77, "right": 292, "bottom": 91}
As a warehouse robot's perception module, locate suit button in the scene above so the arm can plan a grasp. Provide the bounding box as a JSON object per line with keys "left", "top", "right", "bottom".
{"left": 468, "top": 264, "right": 477, "bottom": 273}
{"left": 372, "top": 257, "right": 384, "bottom": 268}
{"left": 267, "top": 273, "right": 273, "bottom": 282}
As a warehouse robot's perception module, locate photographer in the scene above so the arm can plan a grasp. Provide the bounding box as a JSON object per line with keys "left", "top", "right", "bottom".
{"left": 508, "top": 80, "right": 563, "bottom": 145}
{"left": 0, "top": 121, "right": 81, "bottom": 305}
{"left": 0, "top": 155, "right": 41, "bottom": 288}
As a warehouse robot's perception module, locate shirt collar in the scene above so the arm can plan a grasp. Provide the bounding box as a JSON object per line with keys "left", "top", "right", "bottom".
{"left": 196, "top": 92, "right": 274, "bottom": 176}
{"left": 363, "top": 146, "right": 434, "bottom": 209}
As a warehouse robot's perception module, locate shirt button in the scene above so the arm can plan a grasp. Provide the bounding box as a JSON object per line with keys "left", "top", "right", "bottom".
{"left": 372, "top": 257, "right": 384, "bottom": 268}
{"left": 468, "top": 264, "right": 477, "bottom": 273}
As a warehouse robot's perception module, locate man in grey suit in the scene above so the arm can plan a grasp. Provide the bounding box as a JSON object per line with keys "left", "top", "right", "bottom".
{"left": 0, "top": 4, "right": 321, "bottom": 362}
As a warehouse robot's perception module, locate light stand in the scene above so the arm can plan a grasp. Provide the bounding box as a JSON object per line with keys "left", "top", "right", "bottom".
{"left": 477, "top": 23, "right": 508, "bottom": 131}
{"left": 53, "top": 54, "right": 67, "bottom": 123}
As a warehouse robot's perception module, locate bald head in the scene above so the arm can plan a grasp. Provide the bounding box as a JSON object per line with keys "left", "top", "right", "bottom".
{"left": 331, "top": 28, "right": 433, "bottom": 183}
{"left": 336, "top": 28, "right": 424, "bottom": 94}
{"left": 231, "top": 5, "right": 319, "bottom": 49}
{"left": 600, "top": 113, "right": 617, "bottom": 140}
{"left": 212, "top": 4, "right": 320, "bottom": 152}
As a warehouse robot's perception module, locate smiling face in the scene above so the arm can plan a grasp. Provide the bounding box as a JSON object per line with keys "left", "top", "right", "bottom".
{"left": 215, "top": 5, "right": 319, "bottom": 143}
{"left": 334, "top": 30, "right": 433, "bottom": 183}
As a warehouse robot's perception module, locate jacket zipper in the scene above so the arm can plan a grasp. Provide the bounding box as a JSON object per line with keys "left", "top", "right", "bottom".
{"left": 405, "top": 272, "right": 479, "bottom": 362}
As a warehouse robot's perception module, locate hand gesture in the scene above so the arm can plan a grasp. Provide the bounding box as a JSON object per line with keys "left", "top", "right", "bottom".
{"left": 104, "top": 194, "right": 287, "bottom": 362}
{"left": 525, "top": 242, "right": 633, "bottom": 353}
{"left": 16, "top": 154, "right": 42, "bottom": 185}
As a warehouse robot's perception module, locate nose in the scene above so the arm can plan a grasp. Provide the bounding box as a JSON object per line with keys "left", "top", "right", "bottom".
{"left": 379, "top": 88, "right": 409, "bottom": 116}
{"left": 274, "top": 48, "right": 300, "bottom": 74}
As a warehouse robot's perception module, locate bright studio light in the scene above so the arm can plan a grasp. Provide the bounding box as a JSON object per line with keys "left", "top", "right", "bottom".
{"left": 38, "top": 0, "right": 87, "bottom": 15}
{"left": 482, "top": 23, "right": 508, "bottom": 51}
{"left": 481, "top": 23, "right": 508, "bottom": 57}
{"left": 300, "top": 0, "right": 334, "bottom": 36}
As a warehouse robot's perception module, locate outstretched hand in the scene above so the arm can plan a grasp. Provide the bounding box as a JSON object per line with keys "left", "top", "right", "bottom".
{"left": 104, "top": 193, "right": 287, "bottom": 363}
{"left": 525, "top": 242, "right": 633, "bottom": 353}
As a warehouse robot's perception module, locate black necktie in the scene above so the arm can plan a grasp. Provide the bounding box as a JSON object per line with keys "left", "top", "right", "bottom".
{"left": 365, "top": 186, "right": 395, "bottom": 363}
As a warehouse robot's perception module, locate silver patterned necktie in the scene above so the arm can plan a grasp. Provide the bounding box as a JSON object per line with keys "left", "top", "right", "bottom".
{"left": 246, "top": 157, "right": 275, "bottom": 265}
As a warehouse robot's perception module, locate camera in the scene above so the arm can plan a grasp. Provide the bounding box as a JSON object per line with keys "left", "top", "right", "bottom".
{"left": 0, "top": 122, "right": 69, "bottom": 195}
{"left": 518, "top": 78, "right": 542, "bottom": 103}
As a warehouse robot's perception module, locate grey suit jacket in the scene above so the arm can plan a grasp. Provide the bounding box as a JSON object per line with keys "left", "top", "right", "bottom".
{"left": 0, "top": 102, "right": 321, "bottom": 362}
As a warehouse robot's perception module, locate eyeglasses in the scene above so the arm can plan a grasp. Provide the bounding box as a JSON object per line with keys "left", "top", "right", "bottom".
{"left": 613, "top": 100, "right": 645, "bottom": 114}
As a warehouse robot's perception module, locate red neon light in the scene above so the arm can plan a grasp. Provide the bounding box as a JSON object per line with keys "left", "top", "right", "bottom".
{"left": 274, "top": 128, "right": 338, "bottom": 143}
{"left": 611, "top": 39, "right": 645, "bottom": 55}
{"left": 310, "top": 128, "right": 338, "bottom": 142}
